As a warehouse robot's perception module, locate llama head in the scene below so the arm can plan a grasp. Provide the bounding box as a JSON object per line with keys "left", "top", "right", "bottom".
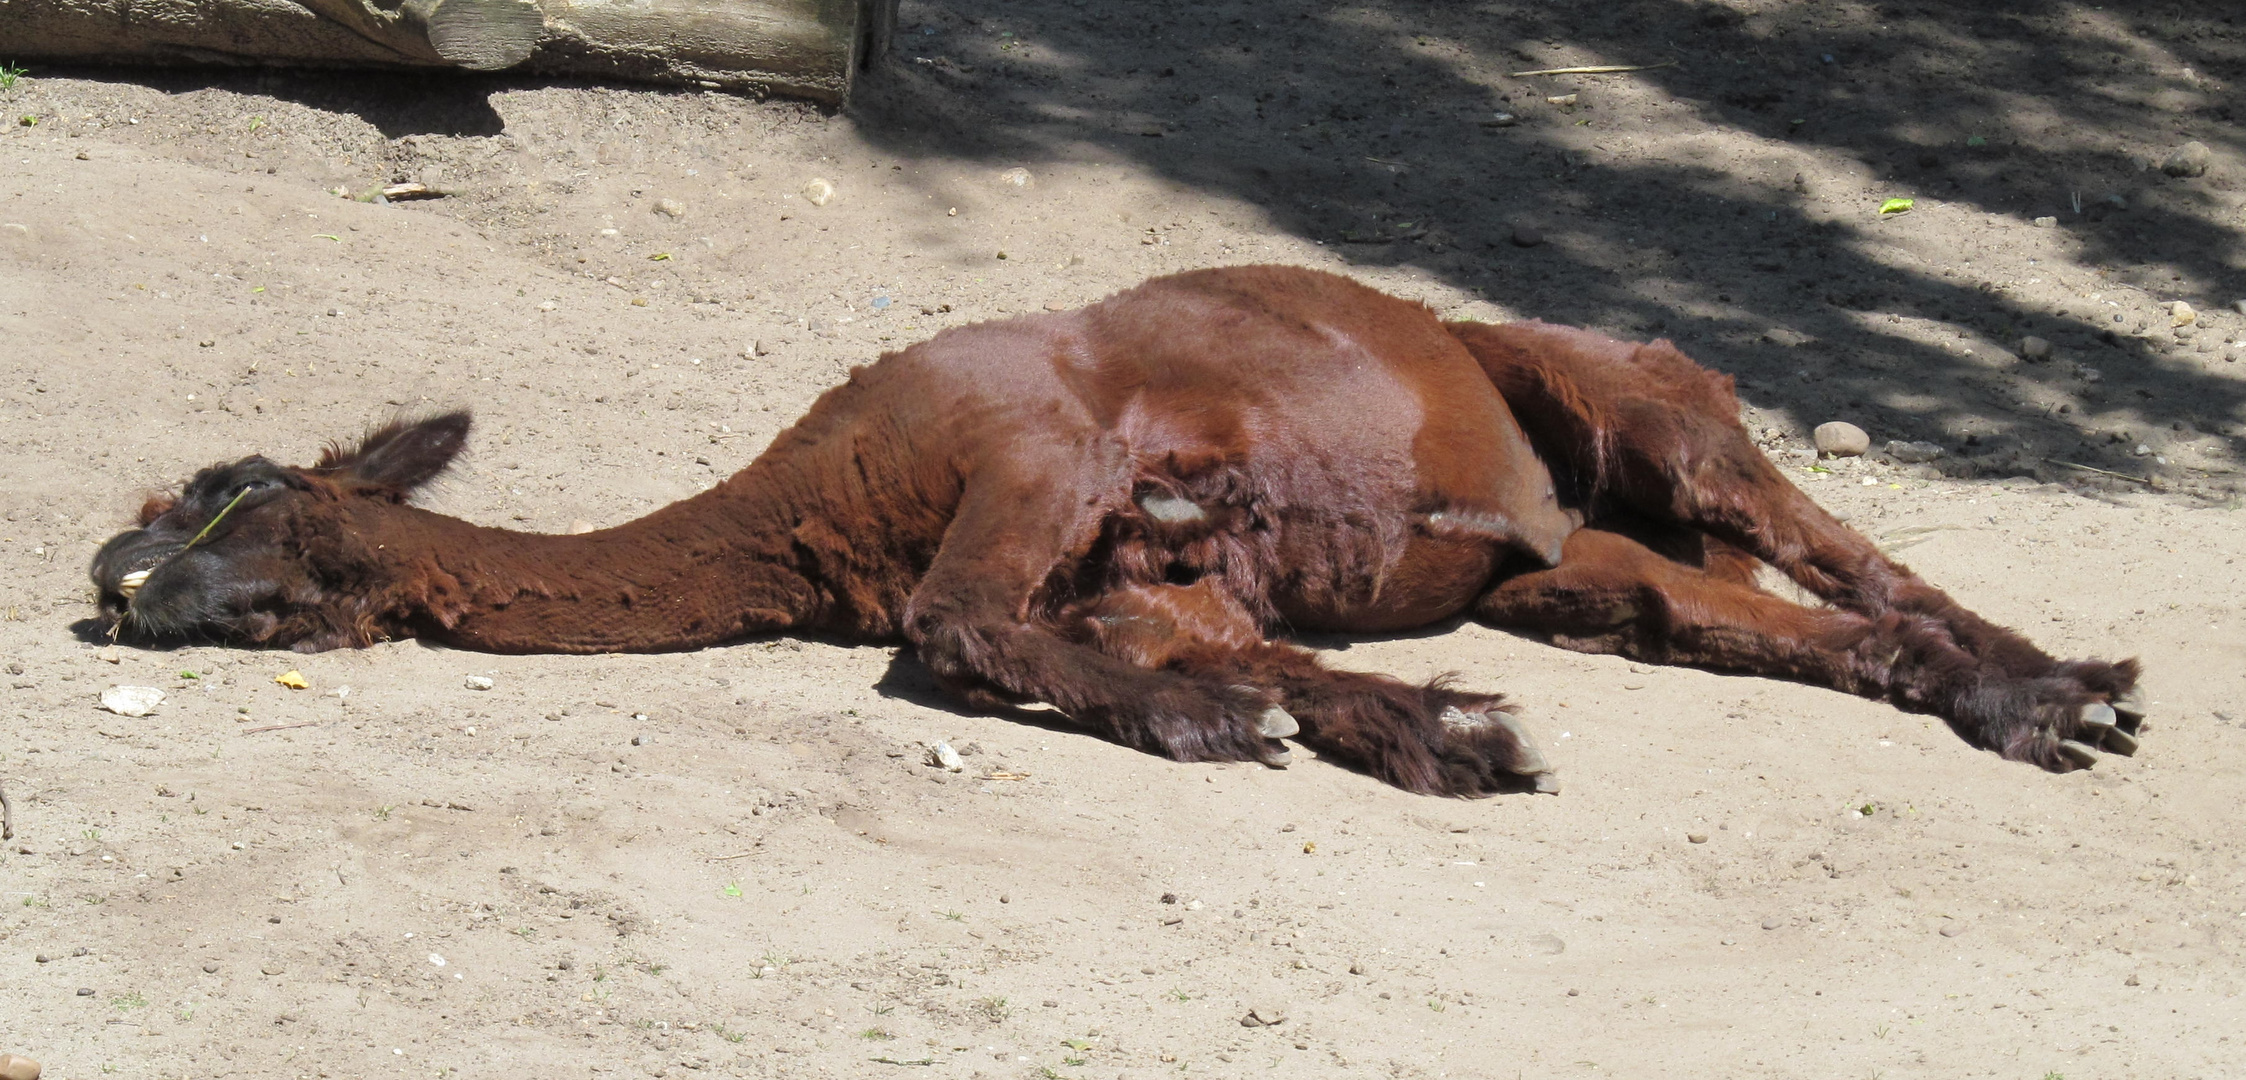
{"left": 90, "top": 412, "right": 471, "bottom": 650}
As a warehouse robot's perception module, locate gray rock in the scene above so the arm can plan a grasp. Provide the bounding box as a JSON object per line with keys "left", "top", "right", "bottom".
{"left": 1510, "top": 223, "right": 1544, "bottom": 247}
{"left": 2019, "top": 335, "right": 2052, "bottom": 361}
{"left": 1887, "top": 440, "right": 1945, "bottom": 464}
{"left": 2161, "top": 140, "right": 2211, "bottom": 178}
{"left": 463, "top": 675, "right": 495, "bottom": 691}
{"left": 1763, "top": 326, "right": 1812, "bottom": 348}
{"left": 653, "top": 198, "right": 685, "bottom": 218}
{"left": 2033, "top": 216, "right": 2057, "bottom": 228}
{"left": 1813, "top": 421, "right": 1871, "bottom": 457}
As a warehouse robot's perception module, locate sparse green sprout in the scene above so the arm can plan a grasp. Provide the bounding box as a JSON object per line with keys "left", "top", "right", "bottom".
{"left": 0, "top": 63, "right": 27, "bottom": 91}
{"left": 721, "top": 881, "right": 743, "bottom": 898}
{"left": 858, "top": 1028, "right": 894, "bottom": 1041}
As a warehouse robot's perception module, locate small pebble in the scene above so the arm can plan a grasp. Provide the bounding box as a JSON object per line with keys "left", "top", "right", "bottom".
{"left": 2125, "top": 973, "right": 2141, "bottom": 986}
{"left": 203, "top": 963, "right": 219, "bottom": 973}
{"left": 1510, "top": 223, "right": 1544, "bottom": 247}
{"left": 2170, "top": 300, "right": 2197, "bottom": 327}
{"left": 631, "top": 734, "right": 648, "bottom": 746}
{"left": 653, "top": 198, "right": 685, "bottom": 218}
{"left": 1813, "top": 421, "right": 1870, "bottom": 457}
{"left": 2032, "top": 216, "right": 2057, "bottom": 228}
{"left": 926, "top": 741, "right": 964, "bottom": 772}
{"left": 1887, "top": 440, "right": 1945, "bottom": 464}
{"left": 1761, "top": 916, "right": 1784, "bottom": 930}
{"left": 799, "top": 178, "right": 836, "bottom": 206}
{"left": 261, "top": 963, "right": 284, "bottom": 976}
{"left": 463, "top": 675, "right": 495, "bottom": 691}
{"left": 568, "top": 520, "right": 596, "bottom": 535}
{"left": 1240, "top": 1005, "right": 1287, "bottom": 1027}
{"left": 34, "top": 954, "right": 51, "bottom": 964}
{"left": 997, "top": 167, "right": 1034, "bottom": 188}
{"left": 537, "top": 300, "right": 557, "bottom": 312}
{"left": 2019, "top": 335, "right": 2052, "bottom": 361}
{"left": 1481, "top": 111, "right": 1518, "bottom": 128}
{"left": 2160, "top": 140, "right": 2211, "bottom": 178}
{"left": 1939, "top": 923, "right": 1965, "bottom": 938}
{"left": 1565, "top": 988, "right": 1580, "bottom": 997}
{"left": 1545, "top": 93, "right": 1578, "bottom": 107}
{"left": 76, "top": 988, "right": 94, "bottom": 997}
{"left": 1043, "top": 300, "right": 1069, "bottom": 311}
{"left": 0, "top": 1052, "right": 42, "bottom": 1080}
{"left": 1687, "top": 833, "right": 1709, "bottom": 844}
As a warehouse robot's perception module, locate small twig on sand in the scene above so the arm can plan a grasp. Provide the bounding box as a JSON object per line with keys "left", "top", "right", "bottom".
{"left": 707, "top": 851, "right": 761, "bottom": 861}
{"left": 1, "top": 775, "right": 14, "bottom": 840}
{"left": 2047, "top": 459, "right": 2152, "bottom": 485}
{"left": 1509, "top": 60, "right": 1678, "bottom": 77}
{"left": 240, "top": 721, "right": 320, "bottom": 735}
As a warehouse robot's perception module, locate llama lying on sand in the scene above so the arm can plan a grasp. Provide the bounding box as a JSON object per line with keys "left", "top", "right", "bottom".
{"left": 90, "top": 265, "right": 2143, "bottom": 795}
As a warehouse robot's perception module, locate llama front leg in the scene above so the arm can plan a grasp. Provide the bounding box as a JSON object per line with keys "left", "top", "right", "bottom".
{"left": 1069, "top": 582, "right": 1559, "bottom": 795}
{"left": 1476, "top": 529, "right": 2141, "bottom": 771}
{"left": 902, "top": 462, "right": 1283, "bottom": 766}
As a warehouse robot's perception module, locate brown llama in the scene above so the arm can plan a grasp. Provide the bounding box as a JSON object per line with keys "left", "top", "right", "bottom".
{"left": 88, "top": 265, "right": 2143, "bottom": 795}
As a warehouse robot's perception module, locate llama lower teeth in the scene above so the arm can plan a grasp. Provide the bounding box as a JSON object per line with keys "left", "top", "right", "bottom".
{"left": 117, "top": 569, "right": 150, "bottom": 597}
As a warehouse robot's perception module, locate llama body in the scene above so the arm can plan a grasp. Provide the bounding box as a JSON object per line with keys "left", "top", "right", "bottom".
{"left": 91, "top": 266, "right": 2144, "bottom": 795}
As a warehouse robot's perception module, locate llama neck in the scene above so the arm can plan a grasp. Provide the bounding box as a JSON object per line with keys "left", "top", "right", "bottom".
{"left": 336, "top": 472, "right": 840, "bottom": 654}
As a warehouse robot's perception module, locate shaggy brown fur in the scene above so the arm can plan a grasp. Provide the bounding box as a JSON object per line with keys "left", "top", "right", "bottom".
{"left": 89, "top": 266, "right": 2144, "bottom": 795}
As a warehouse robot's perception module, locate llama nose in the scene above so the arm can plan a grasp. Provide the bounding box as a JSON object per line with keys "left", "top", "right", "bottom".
{"left": 117, "top": 569, "right": 152, "bottom": 598}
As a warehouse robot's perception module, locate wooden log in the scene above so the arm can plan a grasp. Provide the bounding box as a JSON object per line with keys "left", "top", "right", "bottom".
{"left": 2, "top": 0, "right": 896, "bottom": 103}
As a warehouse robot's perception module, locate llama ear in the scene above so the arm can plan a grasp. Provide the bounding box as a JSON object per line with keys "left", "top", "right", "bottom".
{"left": 318, "top": 412, "right": 472, "bottom": 491}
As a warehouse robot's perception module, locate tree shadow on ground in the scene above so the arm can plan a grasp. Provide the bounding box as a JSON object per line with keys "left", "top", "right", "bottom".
{"left": 853, "top": 0, "right": 2246, "bottom": 493}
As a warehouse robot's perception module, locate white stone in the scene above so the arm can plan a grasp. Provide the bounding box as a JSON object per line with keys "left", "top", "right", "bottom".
{"left": 99, "top": 685, "right": 165, "bottom": 717}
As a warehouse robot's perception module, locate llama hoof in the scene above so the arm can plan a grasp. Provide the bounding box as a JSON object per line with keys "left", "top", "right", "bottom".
{"left": 2110, "top": 687, "right": 2148, "bottom": 732}
{"left": 1256, "top": 704, "right": 1300, "bottom": 740}
{"left": 1261, "top": 743, "right": 1293, "bottom": 768}
{"left": 1486, "top": 710, "right": 1550, "bottom": 775}
{"left": 2075, "top": 703, "right": 2139, "bottom": 756}
{"left": 2055, "top": 739, "right": 2100, "bottom": 771}
{"left": 1531, "top": 771, "right": 1562, "bottom": 795}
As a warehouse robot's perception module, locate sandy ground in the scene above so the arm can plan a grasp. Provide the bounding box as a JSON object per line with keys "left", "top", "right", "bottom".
{"left": 4, "top": 1, "right": 2246, "bottom": 1077}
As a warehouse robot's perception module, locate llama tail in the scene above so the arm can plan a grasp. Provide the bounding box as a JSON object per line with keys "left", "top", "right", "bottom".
{"left": 1443, "top": 319, "right": 1630, "bottom": 508}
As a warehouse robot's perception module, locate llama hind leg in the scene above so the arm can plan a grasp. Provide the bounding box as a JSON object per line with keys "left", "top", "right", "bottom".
{"left": 1476, "top": 528, "right": 2139, "bottom": 771}
{"left": 1449, "top": 319, "right": 2143, "bottom": 724}
{"left": 1069, "top": 582, "right": 1558, "bottom": 795}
